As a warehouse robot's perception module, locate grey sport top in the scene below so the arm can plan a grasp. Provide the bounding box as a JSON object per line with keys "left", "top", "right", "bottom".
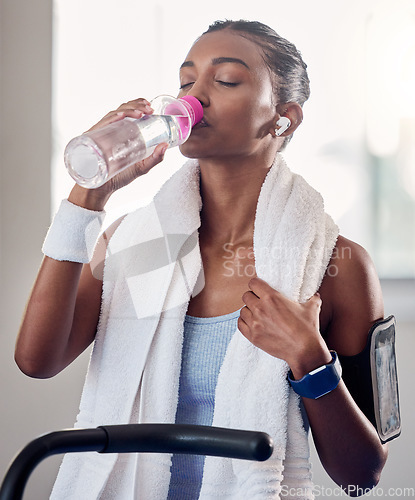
{"left": 167, "top": 309, "right": 240, "bottom": 499}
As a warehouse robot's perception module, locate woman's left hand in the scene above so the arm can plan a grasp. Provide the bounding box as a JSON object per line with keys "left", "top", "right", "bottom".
{"left": 238, "top": 277, "right": 332, "bottom": 377}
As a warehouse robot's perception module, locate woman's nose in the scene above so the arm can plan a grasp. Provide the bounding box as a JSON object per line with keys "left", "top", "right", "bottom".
{"left": 185, "top": 80, "right": 209, "bottom": 108}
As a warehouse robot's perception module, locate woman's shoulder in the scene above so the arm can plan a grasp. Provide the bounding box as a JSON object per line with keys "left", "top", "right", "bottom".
{"left": 328, "top": 235, "right": 381, "bottom": 288}
{"left": 319, "top": 235, "right": 384, "bottom": 355}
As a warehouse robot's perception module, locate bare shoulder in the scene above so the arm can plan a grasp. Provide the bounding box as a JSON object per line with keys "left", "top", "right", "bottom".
{"left": 319, "top": 235, "right": 384, "bottom": 355}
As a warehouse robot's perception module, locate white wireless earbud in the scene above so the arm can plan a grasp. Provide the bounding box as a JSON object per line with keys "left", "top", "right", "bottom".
{"left": 275, "top": 116, "right": 291, "bottom": 136}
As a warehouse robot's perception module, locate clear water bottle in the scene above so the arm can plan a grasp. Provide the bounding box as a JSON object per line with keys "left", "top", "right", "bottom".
{"left": 64, "top": 95, "right": 203, "bottom": 189}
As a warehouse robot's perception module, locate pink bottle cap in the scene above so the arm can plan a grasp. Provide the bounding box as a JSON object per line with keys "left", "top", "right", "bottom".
{"left": 179, "top": 95, "right": 204, "bottom": 126}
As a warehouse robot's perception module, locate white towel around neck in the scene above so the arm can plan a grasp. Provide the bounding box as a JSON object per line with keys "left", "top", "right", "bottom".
{"left": 51, "top": 153, "right": 338, "bottom": 500}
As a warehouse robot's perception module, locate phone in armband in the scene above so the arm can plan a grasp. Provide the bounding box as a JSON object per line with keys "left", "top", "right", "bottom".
{"left": 369, "top": 315, "right": 401, "bottom": 443}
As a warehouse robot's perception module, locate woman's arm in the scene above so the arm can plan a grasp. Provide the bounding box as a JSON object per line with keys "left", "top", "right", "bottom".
{"left": 238, "top": 235, "right": 388, "bottom": 494}
{"left": 15, "top": 98, "right": 168, "bottom": 378}
{"left": 15, "top": 188, "right": 117, "bottom": 378}
{"left": 15, "top": 257, "right": 101, "bottom": 378}
{"left": 304, "top": 236, "right": 388, "bottom": 493}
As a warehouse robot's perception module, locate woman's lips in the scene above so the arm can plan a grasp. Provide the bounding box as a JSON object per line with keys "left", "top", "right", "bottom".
{"left": 193, "top": 117, "right": 209, "bottom": 129}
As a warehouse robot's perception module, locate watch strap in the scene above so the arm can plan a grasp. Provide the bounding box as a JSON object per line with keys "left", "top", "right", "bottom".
{"left": 287, "top": 351, "right": 342, "bottom": 399}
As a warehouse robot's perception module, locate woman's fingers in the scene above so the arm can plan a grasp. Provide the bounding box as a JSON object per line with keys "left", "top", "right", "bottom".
{"left": 248, "top": 276, "right": 279, "bottom": 298}
{"left": 241, "top": 290, "right": 259, "bottom": 309}
{"left": 87, "top": 98, "right": 154, "bottom": 132}
{"left": 138, "top": 142, "right": 169, "bottom": 174}
{"left": 238, "top": 305, "right": 252, "bottom": 323}
{"left": 115, "top": 98, "right": 153, "bottom": 118}
{"left": 104, "top": 142, "right": 168, "bottom": 192}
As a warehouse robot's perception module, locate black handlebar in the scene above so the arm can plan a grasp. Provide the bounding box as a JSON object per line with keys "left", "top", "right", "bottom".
{"left": 0, "top": 424, "right": 273, "bottom": 500}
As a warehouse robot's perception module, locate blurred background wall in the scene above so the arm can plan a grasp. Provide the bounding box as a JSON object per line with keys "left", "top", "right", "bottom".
{"left": 1, "top": 0, "right": 414, "bottom": 497}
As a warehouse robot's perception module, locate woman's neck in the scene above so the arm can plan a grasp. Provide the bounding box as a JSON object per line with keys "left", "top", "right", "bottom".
{"left": 198, "top": 154, "right": 275, "bottom": 246}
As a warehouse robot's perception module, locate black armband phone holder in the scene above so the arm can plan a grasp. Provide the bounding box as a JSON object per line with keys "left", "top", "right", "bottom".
{"left": 338, "top": 315, "right": 401, "bottom": 443}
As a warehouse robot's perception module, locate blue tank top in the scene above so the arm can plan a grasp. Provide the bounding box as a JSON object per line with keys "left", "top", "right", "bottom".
{"left": 167, "top": 309, "right": 240, "bottom": 499}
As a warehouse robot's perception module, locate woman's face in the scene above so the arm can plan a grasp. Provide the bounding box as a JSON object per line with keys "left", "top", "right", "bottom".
{"left": 178, "top": 30, "right": 278, "bottom": 160}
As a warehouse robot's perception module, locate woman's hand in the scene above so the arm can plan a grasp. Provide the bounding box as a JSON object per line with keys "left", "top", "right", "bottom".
{"left": 238, "top": 276, "right": 332, "bottom": 377}
{"left": 68, "top": 98, "right": 168, "bottom": 210}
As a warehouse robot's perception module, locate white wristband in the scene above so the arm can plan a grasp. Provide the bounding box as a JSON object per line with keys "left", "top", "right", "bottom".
{"left": 42, "top": 199, "right": 106, "bottom": 263}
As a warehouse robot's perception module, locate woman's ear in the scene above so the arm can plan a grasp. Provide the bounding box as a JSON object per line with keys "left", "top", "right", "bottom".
{"left": 272, "top": 102, "right": 303, "bottom": 137}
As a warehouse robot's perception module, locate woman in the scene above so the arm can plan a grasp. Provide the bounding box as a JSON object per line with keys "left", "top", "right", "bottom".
{"left": 16, "top": 20, "right": 388, "bottom": 499}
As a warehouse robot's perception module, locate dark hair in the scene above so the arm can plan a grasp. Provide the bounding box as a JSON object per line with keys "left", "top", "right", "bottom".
{"left": 204, "top": 20, "right": 310, "bottom": 106}
{"left": 202, "top": 20, "right": 310, "bottom": 146}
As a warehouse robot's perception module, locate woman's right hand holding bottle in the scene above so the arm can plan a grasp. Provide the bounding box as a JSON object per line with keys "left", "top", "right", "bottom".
{"left": 68, "top": 98, "right": 168, "bottom": 211}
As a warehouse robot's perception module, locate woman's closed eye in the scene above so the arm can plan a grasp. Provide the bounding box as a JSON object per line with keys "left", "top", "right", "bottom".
{"left": 180, "top": 81, "right": 240, "bottom": 90}
{"left": 180, "top": 82, "right": 194, "bottom": 90}
{"left": 216, "top": 80, "right": 239, "bottom": 87}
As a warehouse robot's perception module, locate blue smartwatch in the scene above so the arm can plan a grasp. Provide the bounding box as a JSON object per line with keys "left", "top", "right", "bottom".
{"left": 287, "top": 351, "right": 342, "bottom": 399}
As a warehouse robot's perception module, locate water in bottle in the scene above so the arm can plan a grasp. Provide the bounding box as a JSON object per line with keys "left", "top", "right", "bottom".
{"left": 64, "top": 95, "right": 203, "bottom": 189}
